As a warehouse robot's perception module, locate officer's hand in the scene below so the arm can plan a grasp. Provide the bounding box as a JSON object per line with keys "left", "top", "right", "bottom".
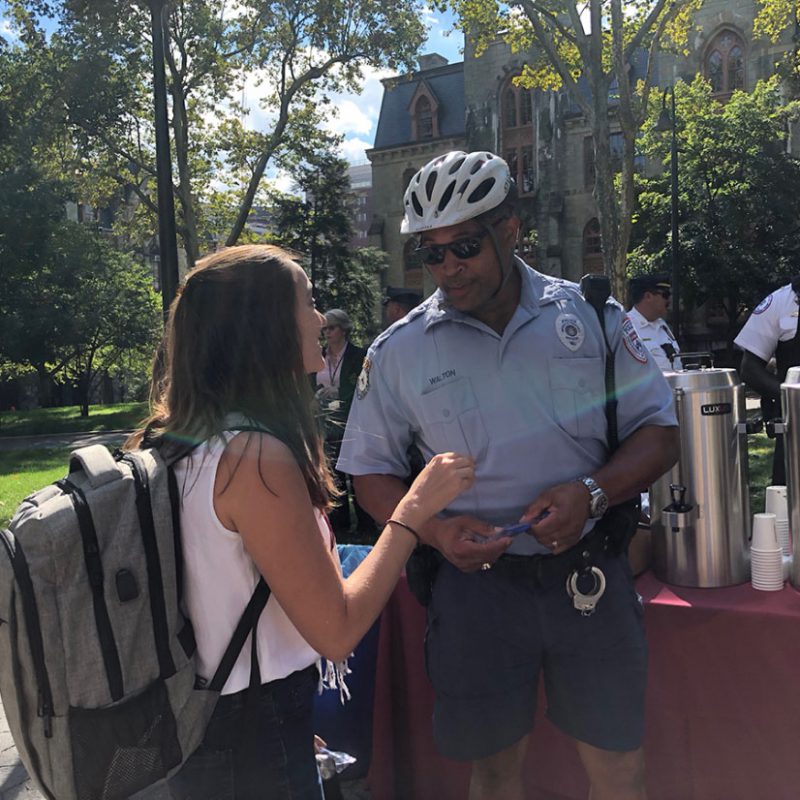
{"left": 421, "top": 514, "right": 510, "bottom": 572}
{"left": 520, "top": 482, "right": 590, "bottom": 554}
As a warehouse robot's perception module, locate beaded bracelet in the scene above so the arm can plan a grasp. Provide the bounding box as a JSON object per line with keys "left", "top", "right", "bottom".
{"left": 386, "top": 518, "right": 420, "bottom": 543}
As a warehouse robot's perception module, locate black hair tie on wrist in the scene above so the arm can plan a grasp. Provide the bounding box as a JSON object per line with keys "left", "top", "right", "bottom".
{"left": 386, "top": 518, "right": 420, "bottom": 543}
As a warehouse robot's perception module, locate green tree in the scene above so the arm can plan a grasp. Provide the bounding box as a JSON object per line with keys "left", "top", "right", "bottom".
{"left": 630, "top": 77, "right": 800, "bottom": 351}
{"left": 754, "top": 0, "right": 800, "bottom": 91}
{"left": 442, "top": 0, "right": 701, "bottom": 297}
{"left": 273, "top": 152, "right": 383, "bottom": 341}
{"left": 6, "top": 0, "right": 425, "bottom": 266}
{"left": 51, "top": 227, "right": 161, "bottom": 416}
{"left": 0, "top": 211, "right": 161, "bottom": 415}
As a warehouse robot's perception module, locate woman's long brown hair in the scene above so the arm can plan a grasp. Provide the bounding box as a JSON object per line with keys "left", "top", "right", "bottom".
{"left": 131, "top": 244, "right": 335, "bottom": 509}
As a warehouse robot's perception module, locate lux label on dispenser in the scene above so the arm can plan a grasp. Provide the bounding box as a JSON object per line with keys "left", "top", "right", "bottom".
{"left": 700, "top": 403, "right": 732, "bottom": 416}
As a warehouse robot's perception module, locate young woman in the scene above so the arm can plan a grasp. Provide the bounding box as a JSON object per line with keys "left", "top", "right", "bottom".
{"left": 134, "top": 245, "right": 474, "bottom": 799}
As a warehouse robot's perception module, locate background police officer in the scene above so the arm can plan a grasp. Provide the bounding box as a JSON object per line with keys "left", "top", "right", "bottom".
{"left": 627, "top": 273, "right": 681, "bottom": 371}
{"left": 735, "top": 277, "right": 800, "bottom": 484}
{"left": 382, "top": 285, "right": 423, "bottom": 327}
{"left": 339, "top": 151, "right": 678, "bottom": 800}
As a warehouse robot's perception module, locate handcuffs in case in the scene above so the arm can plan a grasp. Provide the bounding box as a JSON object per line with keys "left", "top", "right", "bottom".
{"left": 566, "top": 566, "right": 606, "bottom": 616}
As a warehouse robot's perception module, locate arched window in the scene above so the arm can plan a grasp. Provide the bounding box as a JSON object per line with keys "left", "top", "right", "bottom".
{"left": 520, "top": 89, "right": 533, "bottom": 125}
{"left": 504, "top": 89, "right": 517, "bottom": 128}
{"left": 415, "top": 96, "right": 433, "bottom": 139}
{"left": 500, "top": 75, "right": 535, "bottom": 196}
{"left": 582, "top": 218, "right": 603, "bottom": 273}
{"left": 704, "top": 30, "right": 746, "bottom": 97}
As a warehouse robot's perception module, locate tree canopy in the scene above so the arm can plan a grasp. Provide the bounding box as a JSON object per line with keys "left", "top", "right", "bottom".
{"left": 440, "top": 0, "right": 701, "bottom": 297}
{"left": 4, "top": 0, "right": 425, "bottom": 266}
{"left": 273, "top": 151, "right": 384, "bottom": 342}
{"left": 630, "top": 77, "right": 800, "bottom": 347}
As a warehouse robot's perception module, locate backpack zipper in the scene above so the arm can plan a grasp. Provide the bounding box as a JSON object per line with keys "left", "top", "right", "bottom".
{"left": 0, "top": 528, "right": 54, "bottom": 737}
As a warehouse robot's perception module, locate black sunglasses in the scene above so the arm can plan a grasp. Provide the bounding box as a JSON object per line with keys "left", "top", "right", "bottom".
{"left": 655, "top": 289, "right": 671, "bottom": 300}
{"left": 414, "top": 230, "right": 490, "bottom": 266}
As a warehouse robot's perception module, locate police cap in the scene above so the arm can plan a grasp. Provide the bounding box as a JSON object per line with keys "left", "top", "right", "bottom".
{"left": 382, "top": 286, "right": 423, "bottom": 308}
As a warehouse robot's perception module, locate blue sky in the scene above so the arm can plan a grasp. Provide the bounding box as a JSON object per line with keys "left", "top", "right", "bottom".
{"left": 328, "top": 7, "right": 464, "bottom": 165}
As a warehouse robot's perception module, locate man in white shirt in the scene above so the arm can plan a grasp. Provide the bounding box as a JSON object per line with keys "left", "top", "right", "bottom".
{"left": 627, "top": 274, "right": 681, "bottom": 372}
{"left": 734, "top": 278, "right": 800, "bottom": 484}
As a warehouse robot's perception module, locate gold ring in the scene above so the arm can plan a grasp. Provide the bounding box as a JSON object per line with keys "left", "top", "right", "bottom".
{"left": 551, "top": 540, "right": 558, "bottom": 549}
{"left": 481, "top": 562, "right": 492, "bottom": 571}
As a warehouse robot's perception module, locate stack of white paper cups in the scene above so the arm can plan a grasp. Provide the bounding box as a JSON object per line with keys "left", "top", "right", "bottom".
{"left": 751, "top": 513, "right": 784, "bottom": 591}
{"left": 765, "top": 486, "right": 791, "bottom": 556}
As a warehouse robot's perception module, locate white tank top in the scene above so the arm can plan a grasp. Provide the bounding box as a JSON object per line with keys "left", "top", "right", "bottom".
{"left": 175, "top": 433, "right": 331, "bottom": 694}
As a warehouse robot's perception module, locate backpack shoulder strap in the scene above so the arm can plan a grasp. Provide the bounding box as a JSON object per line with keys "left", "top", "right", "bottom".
{"left": 69, "top": 445, "right": 121, "bottom": 488}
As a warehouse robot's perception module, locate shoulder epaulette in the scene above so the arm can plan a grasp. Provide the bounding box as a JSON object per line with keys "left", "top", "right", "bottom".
{"left": 368, "top": 301, "right": 429, "bottom": 353}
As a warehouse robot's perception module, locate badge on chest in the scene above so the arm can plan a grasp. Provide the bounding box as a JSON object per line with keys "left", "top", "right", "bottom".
{"left": 556, "top": 313, "right": 586, "bottom": 352}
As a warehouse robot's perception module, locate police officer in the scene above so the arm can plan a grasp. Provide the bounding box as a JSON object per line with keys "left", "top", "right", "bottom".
{"left": 734, "top": 277, "right": 800, "bottom": 485}
{"left": 627, "top": 273, "right": 681, "bottom": 371}
{"left": 383, "top": 286, "right": 423, "bottom": 327}
{"left": 338, "top": 151, "right": 678, "bottom": 800}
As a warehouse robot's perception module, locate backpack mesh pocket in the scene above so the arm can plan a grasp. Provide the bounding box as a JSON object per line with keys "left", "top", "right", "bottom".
{"left": 69, "top": 678, "right": 182, "bottom": 800}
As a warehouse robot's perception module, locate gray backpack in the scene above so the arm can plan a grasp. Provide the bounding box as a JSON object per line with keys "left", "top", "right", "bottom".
{"left": 0, "top": 443, "right": 269, "bottom": 800}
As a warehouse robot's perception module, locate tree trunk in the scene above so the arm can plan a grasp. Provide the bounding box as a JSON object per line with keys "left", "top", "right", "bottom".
{"left": 612, "top": 131, "right": 639, "bottom": 304}
{"left": 591, "top": 93, "right": 624, "bottom": 296}
{"left": 166, "top": 38, "right": 199, "bottom": 268}
{"left": 78, "top": 373, "right": 90, "bottom": 418}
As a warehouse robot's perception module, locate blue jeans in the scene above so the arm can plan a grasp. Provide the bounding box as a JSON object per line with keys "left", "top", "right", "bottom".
{"left": 168, "top": 665, "right": 323, "bottom": 800}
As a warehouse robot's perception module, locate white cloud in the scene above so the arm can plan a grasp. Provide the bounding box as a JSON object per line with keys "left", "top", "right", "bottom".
{"left": 338, "top": 137, "right": 374, "bottom": 164}
{"left": 1, "top": 16, "right": 19, "bottom": 41}
{"left": 269, "top": 169, "right": 296, "bottom": 195}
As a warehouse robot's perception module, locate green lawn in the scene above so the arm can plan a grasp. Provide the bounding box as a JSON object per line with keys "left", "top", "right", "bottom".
{"left": 0, "top": 402, "right": 148, "bottom": 437}
{"left": 747, "top": 432, "right": 775, "bottom": 516}
{"left": 0, "top": 448, "right": 73, "bottom": 528}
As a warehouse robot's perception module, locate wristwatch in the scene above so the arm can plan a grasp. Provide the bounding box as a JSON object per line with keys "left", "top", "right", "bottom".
{"left": 576, "top": 476, "right": 609, "bottom": 519}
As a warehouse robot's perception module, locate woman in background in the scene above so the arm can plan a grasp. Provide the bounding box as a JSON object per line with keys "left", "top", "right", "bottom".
{"left": 313, "top": 309, "right": 369, "bottom": 536}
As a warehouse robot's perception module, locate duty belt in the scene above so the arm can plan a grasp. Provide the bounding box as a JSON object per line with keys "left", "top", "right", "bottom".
{"left": 490, "top": 521, "right": 619, "bottom": 590}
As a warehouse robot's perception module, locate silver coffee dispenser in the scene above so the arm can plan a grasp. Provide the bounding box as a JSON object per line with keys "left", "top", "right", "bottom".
{"left": 651, "top": 367, "right": 751, "bottom": 587}
{"left": 783, "top": 367, "right": 800, "bottom": 588}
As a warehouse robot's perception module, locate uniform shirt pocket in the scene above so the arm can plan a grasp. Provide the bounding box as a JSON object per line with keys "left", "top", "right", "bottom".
{"left": 548, "top": 356, "right": 606, "bottom": 440}
{"left": 418, "top": 378, "right": 489, "bottom": 461}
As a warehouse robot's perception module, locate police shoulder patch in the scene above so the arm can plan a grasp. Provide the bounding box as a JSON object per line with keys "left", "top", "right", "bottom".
{"left": 356, "top": 357, "right": 371, "bottom": 399}
{"left": 753, "top": 295, "right": 773, "bottom": 315}
{"left": 622, "top": 315, "right": 649, "bottom": 364}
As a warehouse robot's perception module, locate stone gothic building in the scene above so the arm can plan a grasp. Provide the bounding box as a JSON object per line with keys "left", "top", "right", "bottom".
{"left": 366, "top": 0, "right": 797, "bottom": 300}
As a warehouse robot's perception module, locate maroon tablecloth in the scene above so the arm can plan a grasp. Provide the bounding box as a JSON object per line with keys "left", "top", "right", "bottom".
{"left": 368, "top": 571, "right": 800, "bottom": 800}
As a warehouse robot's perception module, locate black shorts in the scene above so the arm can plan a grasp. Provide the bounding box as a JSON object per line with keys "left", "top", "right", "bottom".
{"left": 425, "top": 548, "right": 647, "bottom": 761}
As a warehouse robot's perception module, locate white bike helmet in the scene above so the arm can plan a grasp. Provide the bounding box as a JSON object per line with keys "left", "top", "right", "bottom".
{"left": 401, "top": 151, "right": 513, "bottom": 234}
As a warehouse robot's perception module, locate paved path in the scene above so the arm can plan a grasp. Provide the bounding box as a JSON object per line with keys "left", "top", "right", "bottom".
{"left": 0, "top": 431, "right": 131, "bottom": 453}
{"left": 0, "top": 697, "right": 44, "bottom": 799}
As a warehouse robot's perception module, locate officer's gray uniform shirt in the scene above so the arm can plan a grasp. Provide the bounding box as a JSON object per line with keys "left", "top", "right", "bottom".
{"left": 338, "top": 259, "right": 676, "bottom": 556}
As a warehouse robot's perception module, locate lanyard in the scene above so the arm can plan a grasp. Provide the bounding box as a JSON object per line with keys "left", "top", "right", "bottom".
{"left": 327, "top": 348, "right": 344, "bottom": 387}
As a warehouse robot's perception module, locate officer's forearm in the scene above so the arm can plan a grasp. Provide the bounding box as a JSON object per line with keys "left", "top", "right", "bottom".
{"left": 591, "top": 425, "right": 679, "bottom": 506}
{"left": 740, "top": 351, "right": 781, "bottom": 401}
{"left": 352, "top": 474, "right": 410, "bottom": 526}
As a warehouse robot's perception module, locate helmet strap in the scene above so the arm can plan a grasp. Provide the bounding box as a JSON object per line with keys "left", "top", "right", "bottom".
{"left": 478, "top": 217, "right": 517, "bottom": 309}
